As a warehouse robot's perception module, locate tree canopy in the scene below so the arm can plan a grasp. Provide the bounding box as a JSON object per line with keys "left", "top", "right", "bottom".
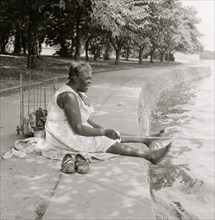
{"left": 0, "top": 0, "right": 203, "bottom": 67}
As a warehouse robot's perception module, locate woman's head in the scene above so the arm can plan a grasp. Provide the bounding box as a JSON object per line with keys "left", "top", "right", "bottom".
{"left": 68, "top": 61, "right": 92, "bottom": 92}
{"left": 68, "top": 61, "right": 92, "bottom": 80}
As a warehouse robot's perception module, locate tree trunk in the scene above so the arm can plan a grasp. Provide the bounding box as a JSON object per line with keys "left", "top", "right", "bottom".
{"left": 109, "top": 36, "right": 124, "bottom": 65}
{"left": 0, "top": 34, "right": 9, "bottom": 54}
{"left": 59, "top": 40, "right": 68, "bottom": 57}
{"left": 150, "top": 46, "right": 156, "bottom": 63}
{"left": 150, "top": 52, "right": 153, "bottom": 63}
{"left": 103, "top": 41, "right": 111, "bottom": 60}
{"left": 115, "top": 39, "right": 124, "bottom": 65}
{"left": 126, "top": 47, "right": 129, "bottom": 61}
{"left": 115, "top": 42, "right": 123, "bottom": 65}
{"left": 21, "top": 33, "right": 27, "bottom": 55}
{"left": 85, "top": 44, "right": 89, "bottom": 61}
{"left": 93, "top": 52, "right": 97, "bottom": 61}
{"left": 70, "top": 38, "right": 74, "bottom": 58}
{"left": 27, "top": 28, "right": 37, "bottom": 69}
{"left": 13, "top": 30, "right": 21, "bottom": 55}
{"left": 74, "top": 11, "right": 81, "bottom": 60}
{"left": 0, "top": 43, "right": 7, "bottom": 54}
{"left": 160, "top": 52, "right": 164, "bottom": 62}
{"left": 28, "top": 40, "right": 37, "bottom": 69}
{"left": 115, "top": 49, "right": 121, "bottom": 65}
{"left": 85, "top": 38, "right": 91, "bottom": 61}
{"left": 27, "top": 27, "right": 32, "bottom": 68}
{"left": 138, "top": 47, "right": 143, "bottom": 64}
{"left": 166, "top": 51, "right": 170, "bottom": 62}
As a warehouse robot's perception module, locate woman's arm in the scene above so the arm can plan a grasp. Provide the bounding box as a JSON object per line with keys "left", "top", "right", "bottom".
{"left": 59, "top": 92, "right": 119, "bottom": 139}
{"left": 87, "top": 118, "right": 103, "bottom": 129}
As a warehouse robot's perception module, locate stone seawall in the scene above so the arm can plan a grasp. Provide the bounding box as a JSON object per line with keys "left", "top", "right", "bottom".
{"left": 138, "top": 65, "right": 211, "bottom": 136}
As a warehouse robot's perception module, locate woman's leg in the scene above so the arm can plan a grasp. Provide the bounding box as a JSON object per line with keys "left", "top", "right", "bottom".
{"left": 106, "top": 142, "right": 171, "bottom": 165}
{"left": 120, "top": 129, "right": 165, "bottom": 147}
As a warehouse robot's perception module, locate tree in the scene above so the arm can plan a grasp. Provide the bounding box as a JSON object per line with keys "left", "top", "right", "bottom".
{"left": 142, "top": 0, "right": 203, "bottom": 63}
{"left": 45, "top": 0, "right": 93, "bottom": 60}
{"left": 122, "top": 39, "right": 133, "bottom": 61}
{"left": 152, "top": 0, "right": 180, "bottom": 62}
{"left": 0, "top": 0, "right": 204, "bottom": 67}
{"left": 0, "top": 0, "right": 20, "bottom": 54}
{"left": 132, "top": 35, "right": 150, "bottom": 64}
{"left": 72, "top": 0, "right": 93, "bottom": 60}
{"left": 0, "top": 0, "right": 51, "bottom": 67}
{"left": 175, "top": 5, "right": 203, "bottom": 53}
{"left": 45, "top": 1, "right": 76, "bottom": 57}
{"left": 103, "top": 37, "right": 113, "bottom": 60}
{"left": 25, "top": 0, "right": 53, "bottom": 68}
{"left": 91, "top": 0, "right": 142, "bottom": 64}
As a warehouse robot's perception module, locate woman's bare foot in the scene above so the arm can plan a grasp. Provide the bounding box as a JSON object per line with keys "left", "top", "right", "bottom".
{"left": 144, "top": 129, "right": 165, "bottom": 148}
{"left": 146, "top": 142, "right": 171, "bottom": 165}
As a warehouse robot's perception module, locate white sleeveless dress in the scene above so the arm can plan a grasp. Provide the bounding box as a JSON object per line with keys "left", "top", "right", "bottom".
{"left": 45, "top": 85, "right": 120, "bottom": 153}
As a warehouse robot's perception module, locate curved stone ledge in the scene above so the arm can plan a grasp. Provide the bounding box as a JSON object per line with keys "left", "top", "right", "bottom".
{"left": 138, "top": 65, "right": 211, "bottom": 136}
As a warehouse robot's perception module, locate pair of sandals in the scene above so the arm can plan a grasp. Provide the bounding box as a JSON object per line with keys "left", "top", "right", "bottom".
{"left": 61, "top": 153, "right": 90, "bottom": 174}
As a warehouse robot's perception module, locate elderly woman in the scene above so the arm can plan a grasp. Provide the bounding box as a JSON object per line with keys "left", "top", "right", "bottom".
{"left": 45, "top": 61, "right": 171, "bottom": 172}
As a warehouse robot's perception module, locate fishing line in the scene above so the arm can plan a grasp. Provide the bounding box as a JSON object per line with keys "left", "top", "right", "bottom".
{"left": 85, "top": 177, "right": 152, "bottom": 207}
{"left": 141, "top": 136, "right": 214, "bottom": 142}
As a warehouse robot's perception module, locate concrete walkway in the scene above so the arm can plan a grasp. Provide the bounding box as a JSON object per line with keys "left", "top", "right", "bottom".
{"left": 0, "top": 67, "right": 158, "bottom": 220}
{"left": 42, "top": 69, "right": 157, "bottom": 220}
{"left": 0, "top": 63, "right": 211, "bottom": 220}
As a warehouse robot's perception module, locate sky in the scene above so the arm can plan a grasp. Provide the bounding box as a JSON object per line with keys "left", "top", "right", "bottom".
{"left": 181, "top": 0, "right": 215, "bottom": 51}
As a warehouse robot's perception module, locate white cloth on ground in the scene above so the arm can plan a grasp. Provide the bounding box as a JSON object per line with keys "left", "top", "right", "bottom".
{"left": 2, "top": 137, "right": 118, "bottom": 162}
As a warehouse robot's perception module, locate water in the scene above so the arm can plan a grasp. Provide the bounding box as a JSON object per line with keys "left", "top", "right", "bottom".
{"left": 149, "top": 60, "right": 214, "bottom": 220}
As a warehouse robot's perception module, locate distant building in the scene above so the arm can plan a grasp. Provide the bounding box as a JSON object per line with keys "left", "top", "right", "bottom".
{"left": 174, "top": 52, "right": 200, "bottom": 63}
{"left": 41, "top": 44, "right": 60, "bottom": 56}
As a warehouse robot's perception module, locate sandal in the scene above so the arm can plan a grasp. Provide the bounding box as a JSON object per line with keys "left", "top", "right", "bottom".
{"left": 61, "top": 154, "right": 76, "bottom": 174}
{"left": 75, "top": 154, "right": 90, "bottom": 174}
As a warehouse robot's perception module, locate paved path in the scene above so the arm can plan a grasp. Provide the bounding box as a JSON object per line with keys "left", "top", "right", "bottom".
{"left": 1, "top": 67, "right": 157, "bottom": 220}
{"left": 1, "top": 63, "right": 208, "bottom": 220}
{"left": 42, "top": 69, "right": 156, "bottom": 220}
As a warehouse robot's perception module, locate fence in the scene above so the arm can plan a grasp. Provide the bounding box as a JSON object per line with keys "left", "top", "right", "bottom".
{"left": 16, "top": 74, "right": 59, "bottom": 135}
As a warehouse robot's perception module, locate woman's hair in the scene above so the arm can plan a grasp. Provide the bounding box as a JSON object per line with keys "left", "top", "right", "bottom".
{"left": 68, "top": 61, "right": 92, "bottom": 81}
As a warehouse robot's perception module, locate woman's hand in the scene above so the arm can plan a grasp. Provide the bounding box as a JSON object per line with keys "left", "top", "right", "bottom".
{"left": 104, "top": 129, "right": 121, "bottom": 140}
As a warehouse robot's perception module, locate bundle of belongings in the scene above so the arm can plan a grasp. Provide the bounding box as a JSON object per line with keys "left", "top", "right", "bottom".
{"left": 3, "top": 107, "right": 117, "bottom": 174}
{"left": 21, "top": 107, "right": 47, "bottom": 138}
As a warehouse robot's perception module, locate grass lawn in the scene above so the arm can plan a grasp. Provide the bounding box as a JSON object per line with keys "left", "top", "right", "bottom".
{"left": 0, "top": 55, "right": 181, "bottom": 91}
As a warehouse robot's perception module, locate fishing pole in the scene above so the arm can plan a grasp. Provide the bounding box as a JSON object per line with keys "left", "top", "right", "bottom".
{"left": 141, "top": 136, "right": 214, "bottom": 142}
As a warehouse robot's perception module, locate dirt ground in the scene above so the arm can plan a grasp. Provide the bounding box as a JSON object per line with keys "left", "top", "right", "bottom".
{"left": 0, "top": 55, "right": 180, "bottom": 92}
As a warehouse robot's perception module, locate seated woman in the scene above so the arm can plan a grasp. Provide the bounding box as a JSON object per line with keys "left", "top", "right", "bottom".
{"left": 45, "top": 61, "right": 171, "bottom": 166}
